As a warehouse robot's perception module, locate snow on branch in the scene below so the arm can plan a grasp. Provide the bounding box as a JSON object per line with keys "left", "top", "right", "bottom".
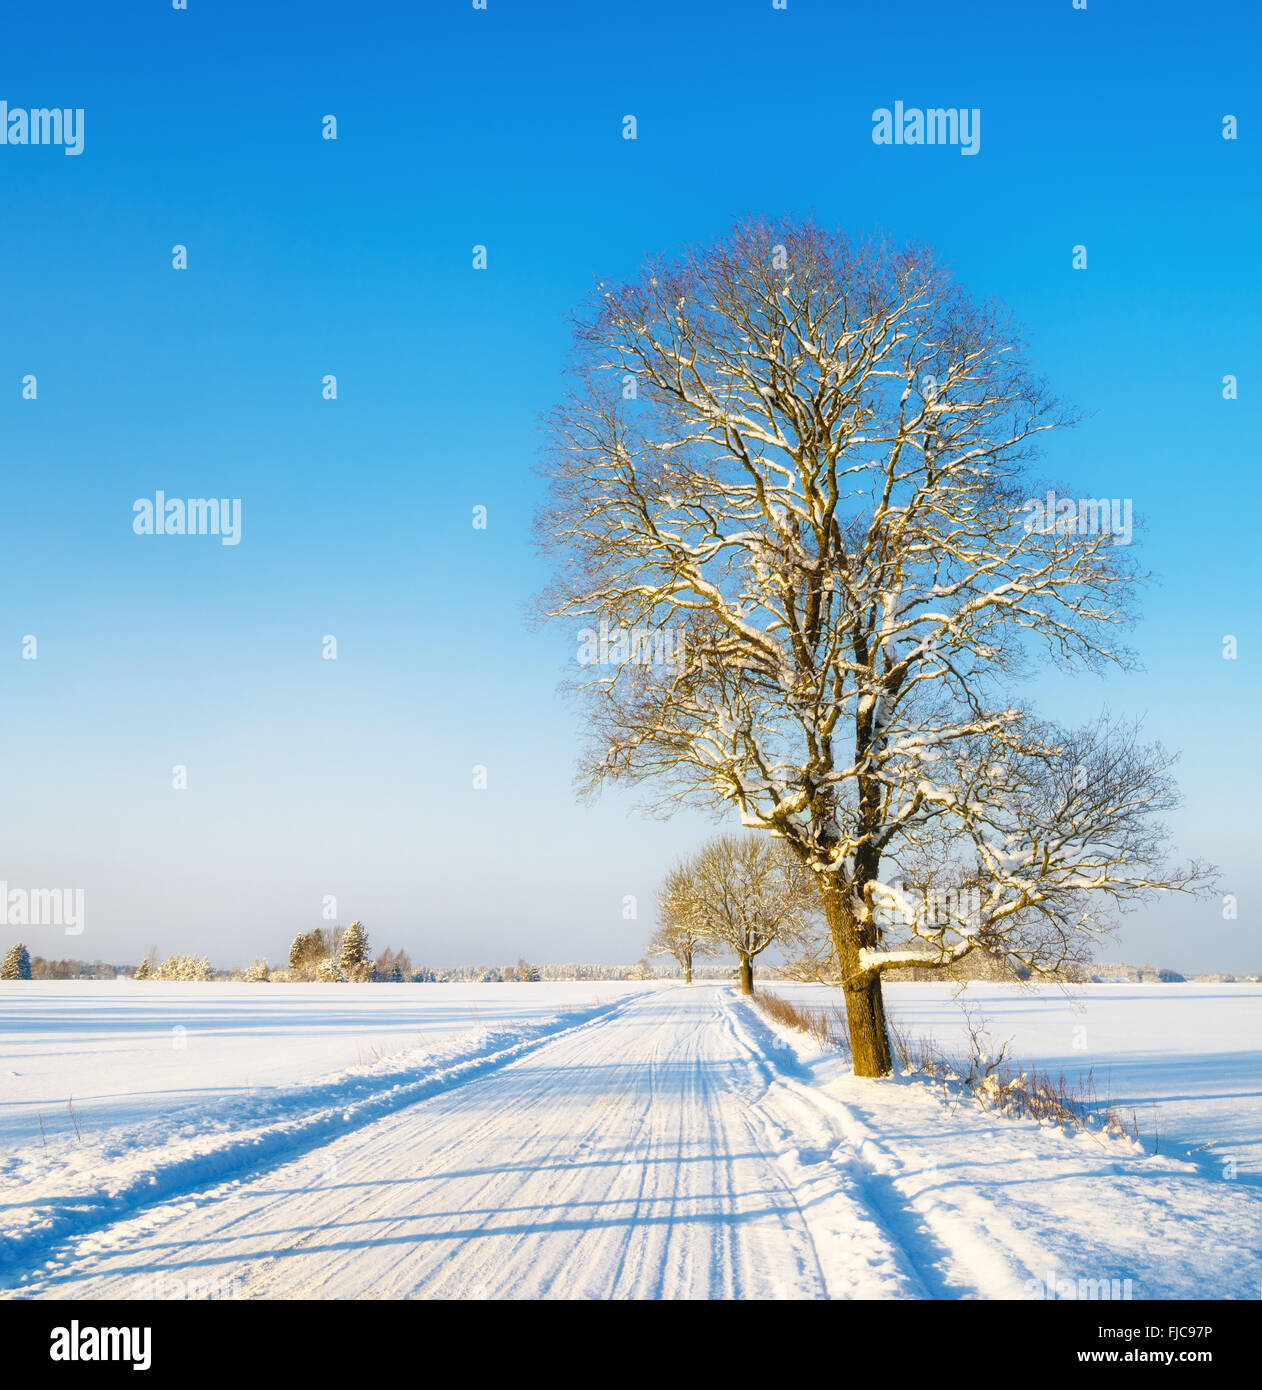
{"left": 536, "top": 217, "right": 1211, "bottom": 995}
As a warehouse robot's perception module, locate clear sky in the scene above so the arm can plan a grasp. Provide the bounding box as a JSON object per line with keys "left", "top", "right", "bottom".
{"left": 1, "top": 0, "right": 1258, "bottom": 972}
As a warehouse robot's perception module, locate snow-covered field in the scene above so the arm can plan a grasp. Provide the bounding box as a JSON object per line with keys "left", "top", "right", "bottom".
{"left": 772, "top": 981, "right": 1262, "bottom": 1183}
{"left": 0, "top": 981, "right": 1257, "bottom": 1300}
{"left": 0, "top": 980, "right": 649, "bottom": 1149}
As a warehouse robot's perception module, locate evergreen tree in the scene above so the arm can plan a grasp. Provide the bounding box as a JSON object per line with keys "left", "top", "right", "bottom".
{"left": 134, "top": 957, "right": 151, "bottom": 980}
{"left": 373, "top": 946, "right": 405, "bottom": 982}
{"left": 2, "top": 942, "right": 32, "bottom": 980}
{"left": 153, "top": 952, "right": 212, "bottom": 981}
{"left": 289, "top": 929, "right": 325, "bottom": 979}
{"left": 339, "top": 920, "right": 371, "bottom": 981}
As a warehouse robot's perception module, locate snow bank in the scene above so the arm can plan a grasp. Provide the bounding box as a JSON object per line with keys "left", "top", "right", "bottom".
{"left": 769, "top": 981, "right": 1262, "bottom": 1182}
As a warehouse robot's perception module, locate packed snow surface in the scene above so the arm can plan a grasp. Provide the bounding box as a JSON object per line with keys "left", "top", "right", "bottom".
{"left": 0, "top": 981, "right": 648, "bottom": 1149}
{"left": 0, "top": 982, "right": 1257, "bottom": 1299}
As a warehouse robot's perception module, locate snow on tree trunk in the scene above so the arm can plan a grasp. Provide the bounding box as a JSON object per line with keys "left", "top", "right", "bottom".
{"left": 737, "top": 956, "right": 753, "bottom": 996}
{"left": 820, "top": 878, "right": 893, "bottom": 1076}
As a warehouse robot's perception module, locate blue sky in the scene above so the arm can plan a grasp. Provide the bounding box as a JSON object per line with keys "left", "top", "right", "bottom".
{"left": 1, "top": 0, "right": 1258, "bottom": 971}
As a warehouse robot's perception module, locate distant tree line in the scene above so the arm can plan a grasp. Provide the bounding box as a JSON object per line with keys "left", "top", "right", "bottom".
{"left": 0, "top": 934, "right": 707, "bottom": 986}
{"left": 5, "top": 934, "right": 1247, "bottom": 987}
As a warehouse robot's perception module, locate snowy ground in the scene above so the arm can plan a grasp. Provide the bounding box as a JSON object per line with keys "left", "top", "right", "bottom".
{"left": 771, "top": 981, "right": 1262, "bottom": 1184}
{"left": 0, "top": 982, "right": 1258, "bottom": 1300}
{"left": 0, "top": 981, "right": 648, "bottom": 1149}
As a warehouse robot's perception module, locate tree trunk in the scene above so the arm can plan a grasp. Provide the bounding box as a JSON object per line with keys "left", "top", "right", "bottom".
{"left": 683, "top": 965, "right": 692, "bottom": 984}
{"left": 821, "top": 877, "right": 893, "bottom": 1077}
{"left": 737, "top": 955, "right": 753, "bottom": 995}
{"left": 842, "top": 967, "right": 893, "bottom": 1078}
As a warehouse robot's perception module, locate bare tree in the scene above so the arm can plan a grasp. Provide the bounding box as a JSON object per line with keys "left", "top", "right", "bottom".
{"left": 648, "top": 863, "right": 718, "bottom": 983}
{"left": 537, "top": 218, "right": 1212, "bottom": 1075}
{"left": 373, "top": 946, "right": 412, "bottom": 982}
{"left": 663, "top": 833, "right": 816, "bottom": 994}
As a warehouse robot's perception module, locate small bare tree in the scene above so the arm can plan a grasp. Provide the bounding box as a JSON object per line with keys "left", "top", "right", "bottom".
{"left": 537, "top": 217, "right": 1212, "bottom": 1075}
{"left": 665, "top": 833, "right": 816, "bottom": 994}
{"left": 648, "top": 863, "right": 718, "bottom": 983}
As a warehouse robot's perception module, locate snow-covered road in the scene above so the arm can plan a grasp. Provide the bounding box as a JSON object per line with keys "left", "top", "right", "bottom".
{"left": 3, "top": 987, "right": 1258, "bottom": 1300}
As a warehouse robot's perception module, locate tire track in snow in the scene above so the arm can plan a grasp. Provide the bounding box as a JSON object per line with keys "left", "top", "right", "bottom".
{"left": 721, "top": 992, "right": 1107, "bottom": 1300}
{"left": 0, "top": 993, "right": 644, "bottom": 1291}
{"left": 713, "top": 991, "right": 930, "bottom": 1299}
{"left": 7, "top": 988, "right": 911, "bottom": 1300}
